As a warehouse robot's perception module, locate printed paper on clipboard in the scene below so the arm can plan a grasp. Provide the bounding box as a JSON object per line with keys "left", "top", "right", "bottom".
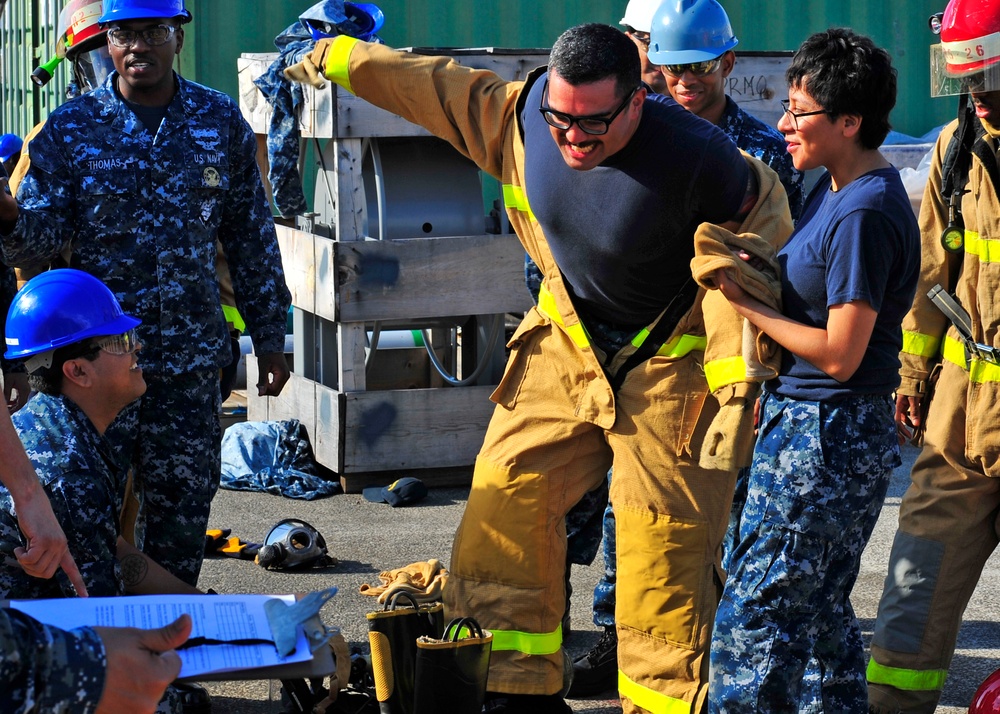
{"left": 9, "top": 592, "right": 324, "bottom": 679}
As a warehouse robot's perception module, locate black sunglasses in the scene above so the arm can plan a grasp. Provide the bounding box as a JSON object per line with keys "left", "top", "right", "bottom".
{"left": 539, "top": 80, "right": 640, "bottom": 136}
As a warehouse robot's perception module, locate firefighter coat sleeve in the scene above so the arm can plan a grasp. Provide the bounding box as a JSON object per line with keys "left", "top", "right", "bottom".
{"left": 898, "top": 120, "right": 962, "bottom": 397}
{"left": 320, "top": 36, "right": 519, "bottom": 181}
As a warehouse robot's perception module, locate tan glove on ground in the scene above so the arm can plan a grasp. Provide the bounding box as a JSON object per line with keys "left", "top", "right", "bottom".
{"left": 284, "top": 37, "right": 337, "bottom": 88}
{"left": 359, "top": 558, "right": 449, "bottom": 604}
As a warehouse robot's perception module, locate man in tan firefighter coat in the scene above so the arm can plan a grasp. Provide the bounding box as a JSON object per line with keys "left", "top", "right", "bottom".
{"left": 288, "top": 23, "right": 790, "bottom": 713}
{"left": 867, "top": 1, "right": 1000, "bottom": 712}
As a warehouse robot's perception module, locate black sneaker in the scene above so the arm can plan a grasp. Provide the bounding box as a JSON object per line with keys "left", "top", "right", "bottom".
{"left": 565, "top": 626, "right": 617, "bottom": 699}
{"left": 482, "top": 692, "right": 572, "bottom": 713}
{"left": 159, "top": 682, "right": 212, "bottom": 714}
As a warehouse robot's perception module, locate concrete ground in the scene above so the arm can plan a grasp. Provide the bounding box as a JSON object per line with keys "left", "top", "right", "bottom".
{"left": 196, "top": 443, "right": 999, "bottom": 712}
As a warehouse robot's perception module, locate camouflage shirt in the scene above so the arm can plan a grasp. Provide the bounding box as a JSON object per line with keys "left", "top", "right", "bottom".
{"left": 1, "top": 608, "right": 106, "bottom": 714}
{"left": 1, "top": 72, "right": 291, "bottom": 376}
{"left": 0, "top": 393, "right": 124, "bottom": 599}
{"left": 719, "top": 96, "right": 805, "bottom": 221}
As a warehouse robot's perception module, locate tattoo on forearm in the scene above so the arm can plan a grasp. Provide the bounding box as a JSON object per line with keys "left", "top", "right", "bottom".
{"left": 120, "top": 553, "right": 149, "bottom": 588}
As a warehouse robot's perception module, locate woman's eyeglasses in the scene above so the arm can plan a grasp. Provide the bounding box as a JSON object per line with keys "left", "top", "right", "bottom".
{"left": 780, "top": 99, "right": 831, "bottom": 129}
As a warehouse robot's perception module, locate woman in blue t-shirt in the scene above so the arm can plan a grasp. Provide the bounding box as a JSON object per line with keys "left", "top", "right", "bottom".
{"left": 707, "top": 28, "right": 920, "bottom": 712}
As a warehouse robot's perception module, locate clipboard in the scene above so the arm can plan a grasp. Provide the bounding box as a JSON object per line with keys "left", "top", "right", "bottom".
{"left": 5, "top": 586, "right": 339, "bottom": 682}
{"left": 186, "top": 586, "right": 338, "bottom": 682}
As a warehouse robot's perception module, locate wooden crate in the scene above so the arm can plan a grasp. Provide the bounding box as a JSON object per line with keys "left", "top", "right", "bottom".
{"left": 240, "top": 48, "right": 542, "bottom": 489}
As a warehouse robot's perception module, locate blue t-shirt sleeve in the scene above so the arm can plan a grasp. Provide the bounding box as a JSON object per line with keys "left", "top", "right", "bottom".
{"left": 824, "top": 208, "right": 896, "bottom": 312}
{"left": 691, "top": 129, "right": 748, "bottom": 224}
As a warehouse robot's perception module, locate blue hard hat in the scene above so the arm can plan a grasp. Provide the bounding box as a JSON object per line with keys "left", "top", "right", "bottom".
{"left": 98, "top": 0, "right": 191, "bottom": 25}
{"left": 647, "top": 0, "right": 739, "bottom": 65}
{"left": 5, "top": 269, "right": 140, "bottom": 369}
{"left": 0, "top": 133, "right": 22, "bottom": 163}
{"left": 345, "top": 2, "right": 385, "bottom": 41}
{"left": 301, "top": 0, "right": 384, "bottom": 42}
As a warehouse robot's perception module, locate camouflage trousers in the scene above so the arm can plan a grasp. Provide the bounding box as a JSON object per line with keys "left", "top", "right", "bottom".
{"left": 564, "top": 469, "right": 616, "bottom": 628}
{"left": 710, "top": 392, "right": 899, "bottom": 713}
{"left": 566, "top": 471, "right": 608, "bottom": 568}
{"left": 109, "top": 370, "right": 222, "bottom": 586}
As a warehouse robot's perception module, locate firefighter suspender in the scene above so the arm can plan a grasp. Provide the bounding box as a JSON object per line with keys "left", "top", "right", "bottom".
{"left": 940, "top": 95, "right": 977, "bottom": 252}
{"left": 939, "top": 93, "right": 1000, "bottom": 252}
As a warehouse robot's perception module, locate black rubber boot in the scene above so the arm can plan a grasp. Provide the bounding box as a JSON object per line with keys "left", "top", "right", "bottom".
{"left": 412, "top": 617, "right": 492, "bottom": 714}
{"left": 482, "top": 692, "right": 572, "bottom": 713}
{"left": 366, "top": 591, "right": 445, "bottom": 714}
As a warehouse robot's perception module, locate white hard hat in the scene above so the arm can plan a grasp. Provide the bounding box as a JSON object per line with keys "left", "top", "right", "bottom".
{"left": 620, "top": 0, "right": 662, "bottom": 32}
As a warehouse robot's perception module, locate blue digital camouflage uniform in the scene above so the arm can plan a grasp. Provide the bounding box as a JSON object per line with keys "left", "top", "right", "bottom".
{"left": 718, "top": 96, "right": 803, "bottom": 222}
{"left": 1, "top": 72, "right": 292, "bottom": 585}
{"left": 254, "top": 23, "right": 313, "bottom": 219}
{"left": 0, "top": 392, "right": 125, "bottom": 599}
{"left": 255, "top": 11, "right": 383, "bottom": 219}
{"left": 563, "top": 93, "right": 805, "bottom": 628}
{"left": 709, "top": 393, "right": 898, "bottom": 712}
{"left": 1, "top": 607, "right": 106, "bottom": 714}
{"left": 0, "top": 399, "right": 188, "bottom": 714}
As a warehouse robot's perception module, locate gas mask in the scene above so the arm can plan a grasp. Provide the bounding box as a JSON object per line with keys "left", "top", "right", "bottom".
{"left": 255, "top": 518, "right": 336, "bottom": 570}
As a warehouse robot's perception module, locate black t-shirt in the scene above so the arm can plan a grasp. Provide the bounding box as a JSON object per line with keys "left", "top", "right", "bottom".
{"left": 521, "top": 73, "right": 748, "bottom": 327}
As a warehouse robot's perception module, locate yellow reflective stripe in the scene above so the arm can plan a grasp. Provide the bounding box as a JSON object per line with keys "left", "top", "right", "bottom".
{"left": 489, "top": 624, "right": 562, "bottom": 655}
{"left": 631, "top": 327, "right": 651, "bottom": 348}
{"left": 866, "top": 658, "right": 947, "bottom": 692}
{"left": 942, "top": 334, "right": 966, "bottom": 369}
{"left": 704, "top": 355, "right": 747, "bottom": 392}
{"left": 637, "top": 330, "right": 707, "bottom": 358}
{"left": 536, "top": 284, "right": 707, "bottom": 357}
{"left": 618, "top": 669, "right": 691, "bottom": 714}
{"left": 221, "top": 304, "right": 245, "bottom": 334}
{"left": 323, "top": 35, "right": 360, "bottom": 93}
{"left": 537, "top": 284, "right": 590, "bottom": 348}
{"left": 502, "top": 183, "right": 537, "bottom": 222}
{"left": 656, "top": 334, "right": 706, "bottom": 358}
{"left": 942, "top": 335, "right": 1000, "bottom": 382}
{"left": 964, "top": 230, "right": 1000, "bottom": 264}
{"left": 901, "top": 329, "right": 940, "bottom": 359}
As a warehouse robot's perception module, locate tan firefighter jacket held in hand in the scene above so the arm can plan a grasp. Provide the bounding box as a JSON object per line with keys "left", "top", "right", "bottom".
{"left": 690, "top": 154, "right": 791, "bottom": 470}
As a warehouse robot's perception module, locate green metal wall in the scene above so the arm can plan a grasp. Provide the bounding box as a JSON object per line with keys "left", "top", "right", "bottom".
{"left": 191, "top": 0, "right": 954, "bottom": 138}
{"left": 1, "top": 1, "right": 959, "bottom": 143}
{"left": 1, "top": 0, "right": 69, "bottom": 138}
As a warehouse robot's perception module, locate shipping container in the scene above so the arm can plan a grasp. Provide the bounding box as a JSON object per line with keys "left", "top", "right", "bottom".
{"left": 2, "top": 1, "right": 955, "bottom": 151}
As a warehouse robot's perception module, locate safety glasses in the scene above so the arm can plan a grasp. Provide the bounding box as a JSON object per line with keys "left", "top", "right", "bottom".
{"left": 92, "top": 328, "right": 140, "bottom": 357}
{"left": 539, "top": 80, "right": 640, "bottom": 136}
{"left": 630, "top": 31, "right": 651, "bottom": 51}
{"left": 107, "top": 24, "right": 177, "bottom": 49}
{"left": 662, "top": 58, "right": 723, "bottom": 78}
